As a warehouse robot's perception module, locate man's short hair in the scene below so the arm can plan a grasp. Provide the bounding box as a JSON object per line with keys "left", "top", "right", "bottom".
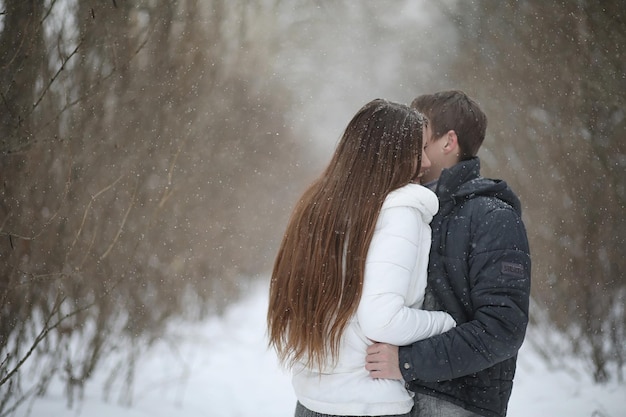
{"left": 411, "top": 90, "right": 487, "bottom": 159}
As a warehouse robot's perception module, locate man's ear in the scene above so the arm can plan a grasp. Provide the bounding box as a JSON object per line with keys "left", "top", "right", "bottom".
{"left": 442, "top": 130, "right": 458, "bottom": 155}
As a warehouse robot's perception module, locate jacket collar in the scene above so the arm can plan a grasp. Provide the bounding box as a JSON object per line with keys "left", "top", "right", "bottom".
{"left": 434, "top": 157, "right": 522, "bottom": 215}
{"left": 435, "top": 157, "right": 481, "bottom": 202}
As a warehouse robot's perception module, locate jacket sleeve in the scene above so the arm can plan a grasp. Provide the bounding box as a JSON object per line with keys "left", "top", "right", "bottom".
{"left": 357, "top": 206, "right": 456, "bottom": 346}
{"left": 399, "top": 205, "right": 531, "bottom": 382}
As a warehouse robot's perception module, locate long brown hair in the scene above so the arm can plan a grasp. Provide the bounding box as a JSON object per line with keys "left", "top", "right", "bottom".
{"left": 267, "top": 99, "right": 425, "bottom": 370}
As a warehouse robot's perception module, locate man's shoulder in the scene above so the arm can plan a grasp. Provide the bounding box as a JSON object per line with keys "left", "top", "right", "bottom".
{"left": 466, "top": 193, "right": 516, "bottom": 210}
{"left": 455, "top": 196, "right": 521, "bottom": 229}
{"left": 454, "top": 177, "right": 522, "bottom": 216}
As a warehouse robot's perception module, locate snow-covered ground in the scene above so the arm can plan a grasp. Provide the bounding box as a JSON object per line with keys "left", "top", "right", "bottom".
{"left": 15, "top": 279, "right": 625, "bottom": 417}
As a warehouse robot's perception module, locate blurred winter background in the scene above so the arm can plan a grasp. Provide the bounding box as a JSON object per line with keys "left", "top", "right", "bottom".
{"left": 0, "top": 1, "right": 624, "bottom": 416}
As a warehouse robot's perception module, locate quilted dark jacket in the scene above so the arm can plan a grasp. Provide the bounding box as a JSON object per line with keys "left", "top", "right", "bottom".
{"left": 399, "top": 157, "right": 531, "bottom": 417}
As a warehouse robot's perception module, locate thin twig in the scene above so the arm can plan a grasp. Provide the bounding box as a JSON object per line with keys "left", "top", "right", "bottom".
{"left": 0, "top": 295, "right": 94, "bottom": 387}
{"left": 29, "top": 40, "right": 83, "bottom": 116}
{"left": 39, "top": 0, "right": 59, "bottom": 26}
{"left": 68, "top": 174, "right": 124, "bottom": 256}
{"left": 100, "top": 180, "right": 138, "bottom": 261}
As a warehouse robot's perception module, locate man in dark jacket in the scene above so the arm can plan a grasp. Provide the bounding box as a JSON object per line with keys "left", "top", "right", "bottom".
{"left": 365, "top": 90, "right": 531, "bottom": 417}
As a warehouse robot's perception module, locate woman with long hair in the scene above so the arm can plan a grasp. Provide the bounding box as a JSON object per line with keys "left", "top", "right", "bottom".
{"left": 267, "top": 99, "right": 456, "bottom": 417}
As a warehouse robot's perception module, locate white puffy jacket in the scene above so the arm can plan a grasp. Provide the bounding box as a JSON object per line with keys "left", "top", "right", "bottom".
{"left": 292, "top": 183, "right": 456, "bottom": 416}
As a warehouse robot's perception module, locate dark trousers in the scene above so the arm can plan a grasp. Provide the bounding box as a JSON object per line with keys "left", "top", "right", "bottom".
{"left": 411, "top": 393, "right": 484, "bottom": 417}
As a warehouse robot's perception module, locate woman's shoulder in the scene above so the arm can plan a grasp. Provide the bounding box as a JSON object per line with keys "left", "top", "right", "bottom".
{"left": 382, "top": 183, "right": 438, "bottom": 217}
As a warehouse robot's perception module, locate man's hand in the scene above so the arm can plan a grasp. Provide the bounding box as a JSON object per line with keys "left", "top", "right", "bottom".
{"left": 365, "top": 342, "right": 403, "bottom": 380}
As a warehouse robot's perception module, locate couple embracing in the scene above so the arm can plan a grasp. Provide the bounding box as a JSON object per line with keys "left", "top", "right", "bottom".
{"left": 267, "top": 90, "right": 531, "bottom": 417}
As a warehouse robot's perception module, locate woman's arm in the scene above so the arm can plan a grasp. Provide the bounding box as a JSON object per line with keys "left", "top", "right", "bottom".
{"left": 357, "top": 206, "right": 455, "bottom": 346}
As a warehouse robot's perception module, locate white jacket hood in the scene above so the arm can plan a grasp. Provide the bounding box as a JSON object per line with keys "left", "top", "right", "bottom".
{"left": 382, "top": 183, "right": 439, "bottom": 224}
